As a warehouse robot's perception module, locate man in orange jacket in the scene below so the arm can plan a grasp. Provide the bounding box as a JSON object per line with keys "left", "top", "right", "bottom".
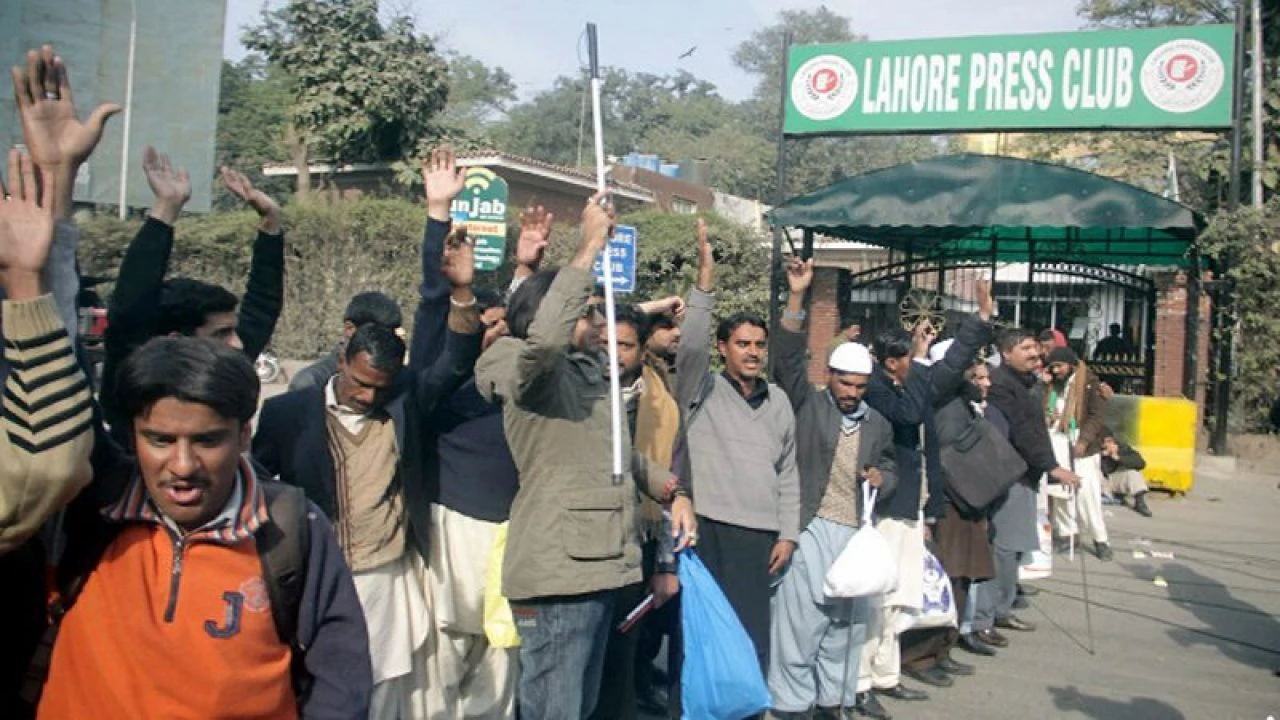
{"left": 36, "top": 337, "right": 372, "bottom": 719}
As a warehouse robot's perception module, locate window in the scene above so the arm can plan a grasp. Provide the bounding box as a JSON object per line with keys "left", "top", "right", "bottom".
{"left": 671, "top": 197, "right": 697, "bottom": 215}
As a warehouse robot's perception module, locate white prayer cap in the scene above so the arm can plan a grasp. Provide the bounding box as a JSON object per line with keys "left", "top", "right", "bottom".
{"left": 829, "top": 342, "right": 873, "bottom": 375}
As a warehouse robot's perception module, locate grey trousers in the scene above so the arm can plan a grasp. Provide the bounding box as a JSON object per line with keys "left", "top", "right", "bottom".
{"left": 768, "top": 518, "right": 870, "bottom": 713}
{"left": 972, "top": 545, "right": 1020, "bottom": 632}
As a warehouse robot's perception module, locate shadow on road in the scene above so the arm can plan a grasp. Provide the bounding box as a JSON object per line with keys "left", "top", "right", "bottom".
{"left": 1048, "top": 685, "right": 1186, "bottom": 720}
{"left": 1143, "top": 562, "right": 1280, "bottom": 673}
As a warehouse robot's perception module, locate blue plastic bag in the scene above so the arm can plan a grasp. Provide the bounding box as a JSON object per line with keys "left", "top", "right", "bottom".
{"left": 678, "top": 549, "right": 772, "bottom": 719}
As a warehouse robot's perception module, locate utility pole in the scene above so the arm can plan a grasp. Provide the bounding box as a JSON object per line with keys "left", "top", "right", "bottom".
{"left": 1251, "top": 0, "right": 1264, "bottom": 207}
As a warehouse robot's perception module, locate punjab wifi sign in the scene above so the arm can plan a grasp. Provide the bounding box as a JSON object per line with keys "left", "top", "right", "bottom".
{"left": 784, "top": 24, "right": 1234, "bottom": 136}
{"left": 450, "top": 167, "right": 509, "bottom": 270}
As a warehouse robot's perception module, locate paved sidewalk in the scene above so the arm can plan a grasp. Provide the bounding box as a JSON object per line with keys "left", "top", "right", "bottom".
{"left": 649, "top": 457, "right": 1280, "bottom": 719}
{"left": 888, "top": 457, "right": 1280, "bottom": 719}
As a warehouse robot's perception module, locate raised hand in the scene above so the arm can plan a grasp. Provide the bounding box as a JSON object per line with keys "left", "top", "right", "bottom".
{"left": 638, "top": 295, "right": 686, "bottom": 318}
{"left": 976, "top": 278, "right": 995, "bottom": 321}
{"left": 516, "top": 205, "right": 554, "bottom": 269}
{"left": 0, "top": 149, "right": 56, "bottom": 299}
{"left": 786, "top": 257, "right": 815, "bottom": 294}
{"left": 142, "top": 146, "right": 190, "bottom": 225}
{"left": 11, "top": 46, "right": 121, "bottom": 205}
{"left": 912, "top": 320, "right": 937, "bottom": 359}
{"left": 220, "top": 167, "right": 282, "bottom": 234}
{"left": 572, "top": 191, "right": 612, "bottom": 269}
{"left": 422, "top": 147, "right": 465, "bottom": 221}
{"left": 696, "top": 217, "right": 714, "bottom": 292}
{"left": 441, "top": 232, "right": 476, "bottom": 289}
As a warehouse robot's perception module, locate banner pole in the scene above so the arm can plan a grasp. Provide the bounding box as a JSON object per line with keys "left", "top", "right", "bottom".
{"left": 587, "top": 23, "right": 626, "bottom": 485}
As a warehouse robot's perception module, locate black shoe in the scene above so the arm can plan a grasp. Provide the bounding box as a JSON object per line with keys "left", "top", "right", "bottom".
{"left": 874, "top": 682, "right": 931, "bottom": 700}
{"left": 1012, "top": 594, "right": 1030, "bottom": 610}
{"left": 977, "top": 628, "right": 1009, "bottom": 647}
{"left": 936, "top": 655, "right": 975, "bottom": 676}
{"left": 775, "top": 710, "right": 816, "bottom": 720}
{"left": 853, "top": 692, "right": 893, "bottom": 720}
{"left": 902, "top": 666, "right": 953, "bottom": 688}
{"left": 1133, "top": 492, "right": 1153, "bottom": 517}
{"left": 1095, "top": 541, "right": 1115, "bottom": 562}
{"left": 959, "top": 632, "right": 998, "bottom": 656}
{"left": 995, "top": 615, "right": 1037, "bottom": 632}
{"left": 1017, "top": 583, "right": 1040, "bottom": 597}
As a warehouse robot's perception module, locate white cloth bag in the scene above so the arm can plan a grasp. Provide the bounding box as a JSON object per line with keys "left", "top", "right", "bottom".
{"left": 823, "top": 485, "right": 899, "bottom": 598}
{"left": 896, "top": 549, "right": 958, "bottom": 632}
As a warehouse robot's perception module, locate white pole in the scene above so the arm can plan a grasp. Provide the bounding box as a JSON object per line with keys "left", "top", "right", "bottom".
{"left": 587, "top": 23, "right": 625, "bottom": 483}
{"left": 1251, "top": 0, "right": 1264, "bottom": 207}
{"left": 118, "top": 0, "right": 138, "bottom": 219}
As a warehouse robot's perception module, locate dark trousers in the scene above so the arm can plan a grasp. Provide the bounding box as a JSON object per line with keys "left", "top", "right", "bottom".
{"left": 0, "top": 541, "right": 46, "bottom": 720}
{"left": 512, "top": 591, "right": 615, "bottom": 720}
{"left": 900, "top": 578, "right": 970, "bottom": 671}
{"left": 695, "top": 515, "right": 778, "bottom": 674}
{"left": 974, "top": 547, "right": 1020, "bottom": 631}
{"left": 589, "top": 582, "right": 646, "bottom": 720}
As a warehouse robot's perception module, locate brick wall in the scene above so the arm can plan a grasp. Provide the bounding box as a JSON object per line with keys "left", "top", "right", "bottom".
{"left": 1151, "top": 270, "right": 1212, "bottom": 409}
{"left": 805, "top": 267, "right": 842, "bottom": 385}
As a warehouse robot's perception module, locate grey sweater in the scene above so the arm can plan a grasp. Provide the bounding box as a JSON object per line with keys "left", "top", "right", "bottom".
{"left": 676, "top": 288, "right": 801, "bottom": 541}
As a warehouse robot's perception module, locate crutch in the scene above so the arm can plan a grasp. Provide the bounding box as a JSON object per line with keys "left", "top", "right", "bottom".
{"left": 1067, "top": 467, "right": 1096, "bottom": 656}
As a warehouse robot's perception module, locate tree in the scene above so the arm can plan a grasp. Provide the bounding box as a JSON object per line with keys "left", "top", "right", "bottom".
{"left": 493, "top": 67, "right": 740, "bottom": 169}
{"left": 243, "top": 0, "right": 450, "bottom": 191}
{"left": 439, "top": 53, "right": 518, "bottom": 132}
{"left": 731, "top": 8, "right": 937, "bottom": 201}
{"left": 536, "top": 210, "right": 771, "bottom": 319}
{"left": 1195, "top": 198, "right": 1280, "bottom": 430}
{"left": 1014, "top": 0, "right": 1280, "bottom": 212}
{"left": 214, "top": 57, "right": 292, "bottom": 209}
{"left": 732, "top": 6, "right": 863, "bottom": 103}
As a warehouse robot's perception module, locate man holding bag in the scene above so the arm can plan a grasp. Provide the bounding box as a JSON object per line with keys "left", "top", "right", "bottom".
{"left": 768, "top": 259, "right": 898, "bottom": 720}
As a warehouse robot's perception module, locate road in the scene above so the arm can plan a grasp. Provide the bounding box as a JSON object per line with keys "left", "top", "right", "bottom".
{"left": 657, "top": 457, "right": 1280, "bottom": 720}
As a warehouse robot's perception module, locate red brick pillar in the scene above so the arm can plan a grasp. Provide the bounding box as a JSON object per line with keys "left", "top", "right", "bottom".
{"left": 805, "top": 267, "right": 841, "bottom": 385}
{"left": 1152, "top": 271, "right": 1187, "bottom": 399}
{"left": 1151, "top": 270, "right": 1211, "bottom": 410}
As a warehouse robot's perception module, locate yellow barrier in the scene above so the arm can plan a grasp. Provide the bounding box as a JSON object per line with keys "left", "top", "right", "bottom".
{"left": 1105, "top": 395, "right": 1197, "bottom": 494}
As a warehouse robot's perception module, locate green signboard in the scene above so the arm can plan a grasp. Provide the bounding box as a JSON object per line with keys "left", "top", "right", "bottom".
{"left": 784, "top": 24, "right": 1235, "bottom": 136}
{"left": 450, "top": 167, "right": 509, "bottom": 270}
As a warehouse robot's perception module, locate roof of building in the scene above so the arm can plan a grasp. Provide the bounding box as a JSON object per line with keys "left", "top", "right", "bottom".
{"left": 261, "top": 149, "right": 655, "bottom": 203}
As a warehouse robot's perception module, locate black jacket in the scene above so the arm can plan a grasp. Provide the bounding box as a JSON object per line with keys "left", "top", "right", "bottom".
{"left": 1101, "top": 441, "right": 1146, "bottom": 476}
{"left": 864, "top": 359, "right": 944, "bottom": 522}
{"left": 101, "top": 218, "right": 284, "bottom": 443}
{"left": 772, "top": 327, "right": 897, "bottom": 531}
{"left": 253, "top": 219, "right": 481, "bottom": 560}
{"left": 988, "top": 362, "right": 1060, "bottom": 489}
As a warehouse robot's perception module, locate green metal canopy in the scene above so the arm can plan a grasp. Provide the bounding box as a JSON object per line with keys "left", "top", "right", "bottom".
{"left": 766, "top": 154, "right": 1204, "bottom": 266}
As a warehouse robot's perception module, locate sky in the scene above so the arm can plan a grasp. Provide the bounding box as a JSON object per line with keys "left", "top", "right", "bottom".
{"left": 222, "top": 0, "right": 1086, "bottom": 102}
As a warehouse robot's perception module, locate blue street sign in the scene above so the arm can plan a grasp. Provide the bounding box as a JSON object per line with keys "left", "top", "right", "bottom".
{"left": 593, "top": 224, "right": 637, "bottom": 294}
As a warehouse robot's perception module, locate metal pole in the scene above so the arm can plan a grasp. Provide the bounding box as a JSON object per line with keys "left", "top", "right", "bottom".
{"left": 117, "top": 0, "right": 138, "bottom": 219}
{"left": 1251, "top": 0, "right": 1264, "bottom": 207}
{"left": 586, "top": 23, "right": 625, "bottom": 484}
{"left": 768, "top": 31, "right": 794, "bottom": 335}
{"left": 1211, "top": 1, "right": 1246, "bottom": 455}
{"left": 1183, "top": 250, "right": 1201, "bottom": 400}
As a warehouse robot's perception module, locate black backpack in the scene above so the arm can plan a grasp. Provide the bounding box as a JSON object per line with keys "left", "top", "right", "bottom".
{"left": 21, "top": 481, "right": 312, "bottom": 707}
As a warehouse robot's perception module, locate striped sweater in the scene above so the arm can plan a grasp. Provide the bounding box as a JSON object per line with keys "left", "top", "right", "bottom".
{"left": 0, "top": 293, "right": 94, "bottom": 555}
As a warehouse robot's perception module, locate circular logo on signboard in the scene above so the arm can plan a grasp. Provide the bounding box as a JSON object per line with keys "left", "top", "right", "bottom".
{"left": 791, "top": 55, "right": 858, "bottom": 121}
{"left": 1140, "top": 39, "right": 1225, "bottom": 114}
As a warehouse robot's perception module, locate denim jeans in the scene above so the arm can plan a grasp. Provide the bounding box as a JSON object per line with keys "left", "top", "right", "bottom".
{"left": 511, "top": 591, "right": 616, "bottom": 720}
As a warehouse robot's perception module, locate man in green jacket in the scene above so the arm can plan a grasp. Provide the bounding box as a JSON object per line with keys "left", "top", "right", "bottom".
{"left": 475, "top": 193, "right": 696, "bottom": 720}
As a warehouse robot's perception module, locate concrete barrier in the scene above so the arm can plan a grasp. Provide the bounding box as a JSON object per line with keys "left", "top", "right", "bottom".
{"left": 1105, "top": 395, "right": 1198, "bottom": 493}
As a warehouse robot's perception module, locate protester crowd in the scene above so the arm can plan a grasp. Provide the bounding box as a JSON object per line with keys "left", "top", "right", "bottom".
{"left": 0, "top": 45, "right": 1159, "bottom": 720}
